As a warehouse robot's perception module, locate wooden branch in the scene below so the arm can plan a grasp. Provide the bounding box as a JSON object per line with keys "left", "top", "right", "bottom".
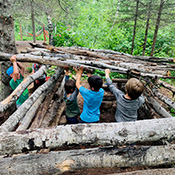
{"left": 158, "top": 80, "right": 175, "bottom": 97}
{"left": 1, "top": 117, "right": 175, "bottom": 155}
{"left": 29, "top": 74, "right": 64, "bottom": 129}
{"left": 1, "top": 145, "right": 175, "bottom": 174}
{"left": 145, "top": 92, "right": 172, "bottom": 118}
{"left": 16, "top": 94, "right": 46, "bottom": 131}
{"left": 153, "top": 88, "right": 175, "bottom": 110}
{"left": 0, "top": 68, "right": 64, "bottom": 132}
{"left": 0, "top": 65, "right": 47, "bottom": 113}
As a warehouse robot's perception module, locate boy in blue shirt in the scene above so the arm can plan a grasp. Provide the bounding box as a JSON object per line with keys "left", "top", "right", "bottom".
{"left": 76, "top": 67, "right": 104, "bottom": 123}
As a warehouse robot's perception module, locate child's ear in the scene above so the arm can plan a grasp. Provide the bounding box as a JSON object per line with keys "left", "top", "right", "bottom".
{"left": 71, "top": 88, "right": 74, "bottom": 92}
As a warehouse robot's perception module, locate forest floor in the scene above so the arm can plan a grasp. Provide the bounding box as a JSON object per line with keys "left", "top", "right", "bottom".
{"left": 16, "top": 41, "right": 175, "bottom": 175}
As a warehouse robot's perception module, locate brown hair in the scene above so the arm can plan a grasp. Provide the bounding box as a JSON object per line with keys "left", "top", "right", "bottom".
{"left": 125, "top": 78, "right": 144, "bottom": 100}
{"left": 65, "top": 80, "right": 76, "bottom": 94}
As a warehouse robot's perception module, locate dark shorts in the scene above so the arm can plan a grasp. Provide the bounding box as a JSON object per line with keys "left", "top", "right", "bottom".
{"left": 66, "top": 115, "right": 79, "bottom": 124}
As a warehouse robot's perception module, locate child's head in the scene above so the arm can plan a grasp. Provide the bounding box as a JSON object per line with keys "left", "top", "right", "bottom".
{"left": 88, "top": 75, "right": 103, "bottom": 91}
{"left": 125, "top": 78, "right": 144, "bottom": 100}
{"left": 65, "top": 80, "right": 76, "bottom": 94}
{"left": 6, "top": 66, "right": 14, "bottom": 76}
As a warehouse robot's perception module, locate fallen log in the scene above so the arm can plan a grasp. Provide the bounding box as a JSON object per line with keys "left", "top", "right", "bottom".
{"left": 1, "top": 118, "right": 175, "bottom": 155}
{"left": 32, "top": 43, "right": 175, "bottom": 63}
{"left": 29, "top": 74, "right": 64, "bottom": 129}
{"left": 0, "top": 68, "right": 64, "bottom": 132}
{"left": 16, "top": 94, "right": 46, "bottom": 131}
{"left": 113, "top": 168, "right": 175, "bottom": 175}
{"left": 0, "top": 65, "right": 47, "bottom": 113}
{"left": 1, "top": 145, "right": 175, "bottom": 175}
{"left": 146, "top": 95, "right": 172, "bottom": 118}
{"left": 158, "top": 80, "right": 175, "bottom": 97}
{"left": 152, "top": 88, "right": 175, "bottom": 110}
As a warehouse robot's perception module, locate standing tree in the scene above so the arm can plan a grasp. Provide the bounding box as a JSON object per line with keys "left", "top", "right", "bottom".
{"left": 142, "top": 0, "right": 153, "bottom": 56}
{"left": 0, "top": 0, "right": 17, "bottom": 100}
{"left": 150, "top": 0, "right": 164, "bottom": 56}
{"left": 131, "top": 0, "right": 140, "bottom": 55}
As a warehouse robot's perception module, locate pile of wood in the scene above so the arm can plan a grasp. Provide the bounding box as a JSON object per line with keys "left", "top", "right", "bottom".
{"left": 0, "top": 43, "right": 175, "bottom": 174}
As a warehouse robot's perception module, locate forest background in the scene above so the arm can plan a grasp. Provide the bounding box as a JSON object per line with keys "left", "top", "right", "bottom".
{"left": 12, "top": 0, "right": 175, "bottom": 84}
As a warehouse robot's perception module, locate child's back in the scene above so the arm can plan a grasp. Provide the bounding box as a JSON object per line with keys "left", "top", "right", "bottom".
{"left": 79, "top": 86, "right": 104, "bottom": 122}
{"left": 64, "top": 74, "right": 80, "bottom": 124}
{"left": 76, "top": 67, "right": 104, "bottom": 123}
{"left": 105, "top": 69, "right": 145, "bottom": 122}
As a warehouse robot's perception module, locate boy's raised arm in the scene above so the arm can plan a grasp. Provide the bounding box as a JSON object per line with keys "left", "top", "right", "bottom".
{"left": 105, "top": 69, "right": 110, "bottom": 79}
{"left": 10, "top": 55, "right": 19, "bottom": 82}
{"left": 76, "top": 67, "right": 83, "bottom": 89}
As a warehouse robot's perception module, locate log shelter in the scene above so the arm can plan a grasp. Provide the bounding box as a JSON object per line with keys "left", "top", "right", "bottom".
{"left": 0, "top": 43, "right": 175, "bottom": 174}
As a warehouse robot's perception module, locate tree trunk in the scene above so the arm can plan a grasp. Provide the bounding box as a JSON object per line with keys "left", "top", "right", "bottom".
{"left": 142, "top": 0, "right": 152, "bottom": 56}
{"left": 46, "top": 13, "right": 54, "bottom": 45}
{"left": 31, "top": 0, "right": 36, "bottom": 43}
{"left": 1, "top": 117, "right": 175, "bottom": 155}
{"left": 131, "top": 0, "right": 139, "bottom": 55}
{"left": 0, "top": 0, "right": 17, "bottom": 101}
{"left": 0, "top": 145, "right": 175, "bottom": 174}
{"left": 150, "top": 0, "right": 164, "bottom": 56}
{"left": 16, "top": 94, "right": 46, "bottom": 131}
{"left": 0, "top": 68, "right": 64, "bottom": 132}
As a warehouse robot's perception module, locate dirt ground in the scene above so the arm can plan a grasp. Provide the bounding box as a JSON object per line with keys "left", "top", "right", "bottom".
{"left": 16, "top": 41, "right": 175, "bottom": 175}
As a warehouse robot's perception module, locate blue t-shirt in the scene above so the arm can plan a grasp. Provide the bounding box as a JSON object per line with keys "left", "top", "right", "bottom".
{"left": 79, "top": 86, "right": 104, "bottom": 123}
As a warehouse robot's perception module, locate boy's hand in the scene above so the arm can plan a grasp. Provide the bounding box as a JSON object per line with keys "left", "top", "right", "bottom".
{"left": 10, "top": 55, "right": 17, "bottom": 62}
{"left": 63, "top": 66, "right": 69, "bottom": 75}
{"left": 77, "top": 66, "right": 83, "bottom": 75}
{"left": 105, "top": 69, "right": 110, "bottom": 79}
{"left": 73, "top": 67, "right": 78, "bottom": 74}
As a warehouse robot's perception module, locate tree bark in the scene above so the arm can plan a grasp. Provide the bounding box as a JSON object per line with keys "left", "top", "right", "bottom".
{"left": 16, "top": 94, "right": 46, "bottom": 131}
{"left": 142, "top": 0, "right": 152, "bottom": 56}
{"left": 0, "top": 65, "right": 47, "bottom": 113}
{"left": 0, "top": 145, "right": 175, "bottom": 174}
{"left": 131, "top": 0, "right": 139, "bottom": 55}
{"left": 0, "top": 1, "right": 17, "bottom": 101}
{"left": 46, "top": 13, "right": 54, "bottom": 45}
{"left": 31, "top": 0, "right": 36, "bottom": 43}
{"left": 1, "top": 117, "right": 175, "bottom": 155}
{"left": 150, "top": 0, "right": 164, "bottom": 56}
{"left": 145, "top": 93, "right": 172, "bottom": 118}
{"left": 152, "top": 88, "right": 175, "bottom": 110}
{"left": 0, "top": 68, "right": 64, "bottom": 132}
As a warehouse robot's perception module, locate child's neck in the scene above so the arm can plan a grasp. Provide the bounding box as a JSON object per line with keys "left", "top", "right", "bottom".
{"left": 67, "top": 93, "right": 72, "bottom": 97}
{"left": 124, "top": 94, "right": 132, "bottom": 100}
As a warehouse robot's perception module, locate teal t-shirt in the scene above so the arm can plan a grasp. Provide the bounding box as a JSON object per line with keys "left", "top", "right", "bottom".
{"left": 10, "top": 74, "right": 29, "bottom": 105}
{"left": 79, "top": 86, "right": 104, "bottom": 123}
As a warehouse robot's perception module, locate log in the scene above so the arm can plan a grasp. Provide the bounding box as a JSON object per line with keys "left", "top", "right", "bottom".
{"left": 0, "top": 65, "right": 47, "bottom": 113}
{"left": 153, "top": 88, "right": 175, "bottom": 110}
{"left": 0, "top": 145, "right": 175, "bottom": 175}
{"left": 113, "top": 168, "right": 175, "bottom": 175}
{"left": 158, "top": 80, "right": 175, "bottom": 97}
{"left": 0, "top": 68, "right": 64, "bottom": 132}
{"left": 146, "top": 95, "right": 172, "bottom": 118}
{"left": 29, "top": 74, "right": 64, "bottom": 129}
{"left": 33, "top": 44, "right": 175, "bottom": 63}
{"left": 1, "top": 118, "right": 175, "bottom": 155}
{"left": 16, "top": 94, "right": 46, "bottom": 131}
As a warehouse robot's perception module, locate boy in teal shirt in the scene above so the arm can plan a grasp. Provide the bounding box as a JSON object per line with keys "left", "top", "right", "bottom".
{"left": 76, "top": 67, "right": 104, "bottom": 123}
{"left": 6, "top": 55, "right": 29, "bottom": 108}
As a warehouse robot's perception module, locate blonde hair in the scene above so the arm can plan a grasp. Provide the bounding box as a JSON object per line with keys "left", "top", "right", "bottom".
{"left": 125, "top": 78, "right": 144, "bottom": 100}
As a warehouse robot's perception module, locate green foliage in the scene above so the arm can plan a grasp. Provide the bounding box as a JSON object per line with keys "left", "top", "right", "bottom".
{"left": 171, "top": 108, "right": 175, "bottom": 117}
{"left": 46, "top": 66, "right": 57, "bottom": 77}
